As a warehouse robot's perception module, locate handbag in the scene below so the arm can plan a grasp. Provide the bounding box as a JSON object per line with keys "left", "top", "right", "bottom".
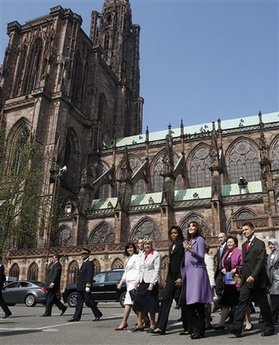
{"left": 224, "top": 272, "right": 236, "bottom": 285}
{"left": 129, "top": 288, "right": 136, "bottom": 301}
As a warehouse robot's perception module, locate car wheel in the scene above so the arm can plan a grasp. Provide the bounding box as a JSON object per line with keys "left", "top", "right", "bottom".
{"left": 67, "top": 292, "right": 78, "bottom": 308}
{"left": 119, "top": 291, "right": 126, "bottom": 308}
{"left": 25, "top": 294, "right": 36, "bottom": 307}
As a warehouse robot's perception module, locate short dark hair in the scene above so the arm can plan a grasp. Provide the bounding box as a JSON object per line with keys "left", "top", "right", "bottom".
{"left": 168, "top": 225, "right": 184, "bottom": 241}
{"left": 124, "top": 242, "right": 137, "bottom": 256}
{"left": 226, "top": 235, "right": 238, "bottom": 247}
{"left": 53, "top": 253, "right": 61, "bottom": 260}
{"left": 242, "top": 222, "right": 255, "bottom": 230}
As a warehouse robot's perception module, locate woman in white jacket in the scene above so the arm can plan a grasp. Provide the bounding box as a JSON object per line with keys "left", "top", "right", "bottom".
{"left": 132, "top": 238, "right": 161, "bottom": 332}
{"left": 115, "top": 242, "right": 140, "bottom": 330}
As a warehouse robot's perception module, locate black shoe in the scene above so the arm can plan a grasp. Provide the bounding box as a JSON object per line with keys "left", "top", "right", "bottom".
{"left": 227, "top": 325, "right": 242, "bottom": 338}
{"left": 131, "top": 327, "right": 145, "bottom": 332}
{"left": 68, "top": 317, "right": 80, "bottom": 322}
{"left": 190, "top": 333, "right": 204, "bottom": 340}
{"left": 261, "top": 328, "right": 274, "bottom": 337}
{"left": 214, "top": 325, "right": 225, "bottom": 330}
{"left": 40, "top": 314, "right": 51, "bottom": 317}
{"left": 93, "top": 314, "right": 103, "bottom": 321}
{"left": 3, "top": 312, "right": 12, "bottom": 319}
{"left": 60, "top": 306, "right": 67, "bottom": 316}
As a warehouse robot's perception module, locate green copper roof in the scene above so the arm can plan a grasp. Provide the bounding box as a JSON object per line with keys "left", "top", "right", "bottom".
{"left": 90, "top": 181, "right": 263, "bottom": 209}
{"left": 115, "top": 111, "right": 279, "bottom": 147}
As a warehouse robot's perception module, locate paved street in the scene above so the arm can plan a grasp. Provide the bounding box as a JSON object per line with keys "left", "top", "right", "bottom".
{"left": 0, "top": 302, "right": 278, "bottom": 345}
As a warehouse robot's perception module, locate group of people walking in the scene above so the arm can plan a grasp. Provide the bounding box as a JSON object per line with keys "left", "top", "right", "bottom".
{"left": 0, "top": 221, "right": 278, "bottom": 340}
{"left": 116, "top": 221, "right": 278, "bottom": 339}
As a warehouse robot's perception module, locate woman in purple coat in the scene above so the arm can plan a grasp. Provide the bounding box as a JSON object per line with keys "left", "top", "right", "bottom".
{"left": 180, "top": 221, "right": 213, "bottom": 339}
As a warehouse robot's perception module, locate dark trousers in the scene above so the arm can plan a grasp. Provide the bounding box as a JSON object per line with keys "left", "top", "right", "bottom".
{"left": 233, "top": 283, "right": 274, "bottom": 331}
{"left": 184, "top": 303, "right": 205, "bottom": 336}
{"left": 270, "top": 294, "right": 279, "bottom": 323}
{"left": 45, "top": 288, "right": 65, "bottom": 315}
{"left": 215, "top": 271, "right": 224, "bottom": 302}
{"left": 73, "top": 291, "right": 102, "bottom": 320}
{"left": 0, "top": 291, "right": 11, "bottom": 315}
{"left": 156, "top": 277, "right": 180, "bottom": 332}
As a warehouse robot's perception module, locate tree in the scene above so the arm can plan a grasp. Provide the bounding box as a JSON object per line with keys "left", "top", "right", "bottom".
{"left": 0, "top": 126, "right": 44, "bottom": 252}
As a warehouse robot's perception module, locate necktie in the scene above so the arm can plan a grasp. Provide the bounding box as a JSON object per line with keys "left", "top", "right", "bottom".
{"left": 245, "top": 241, "right": 250, "bottom": 251}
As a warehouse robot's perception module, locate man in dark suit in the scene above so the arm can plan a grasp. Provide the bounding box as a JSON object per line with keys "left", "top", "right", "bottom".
{"left": 0, "top": 255, "right": 12, "bottom": 318}
{"left": 42, "top": 253, "right": 67, "bottom": 316}
{"left": 214, "top": 232, "right": 227, "bottom": 303}
{"left": 228, "top": 222, "right": 274, "bottom": 337}
{"left": 68, "top": 248, "right": 102, "bottom": 322}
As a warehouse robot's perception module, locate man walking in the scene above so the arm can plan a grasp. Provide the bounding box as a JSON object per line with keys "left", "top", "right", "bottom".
{"left": 228, "top": 222, "right": 274, "bottom": 337}
{"left": 214, "top": 232, "right": 227, "bottom": 302}
{"left": 68, "top": 248, "right": 102, "bottom": 322}
{"left": 42, "top": 253, "right": 67, "bottom": 317}
{"left": 0, "top": 256, "right": 12, "bottom": 319}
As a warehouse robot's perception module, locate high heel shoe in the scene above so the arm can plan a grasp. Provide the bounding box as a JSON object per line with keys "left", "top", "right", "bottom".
{"left": 115, "top": 322, "right": 128, "bottom": 331}
{"left": 243, "top": 324, "right": 253, "bottom": 332}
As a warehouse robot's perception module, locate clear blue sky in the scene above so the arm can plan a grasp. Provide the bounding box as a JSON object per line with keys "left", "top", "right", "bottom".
{"left": 1, "top": 0, "right": 278, "bottom": 132}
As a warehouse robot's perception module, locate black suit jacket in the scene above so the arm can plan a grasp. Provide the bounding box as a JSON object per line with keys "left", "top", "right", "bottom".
{"left": 77, "top": 259, "right": 94, "bottom": 291}
{"left": 242, "top": 237, "right": 269, "bottom": 289}
{"left": 214, "top": 245, "right": 228, "bottom": 278}
{"left": 168, "top": 241, "right": 184, "bottom": 280}
{"left": 45, "top": 261, "right": 62, "bottom": 290}
{"left": 0, "top": 264, "right": 6, "bottom": 290}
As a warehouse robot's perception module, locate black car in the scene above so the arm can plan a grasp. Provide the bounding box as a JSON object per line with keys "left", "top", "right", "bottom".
{"left": 2, "top": 280, "right": 48, "bottom": 307}
{"left": 62, "top": 269, "right": 126, "bottom": 308}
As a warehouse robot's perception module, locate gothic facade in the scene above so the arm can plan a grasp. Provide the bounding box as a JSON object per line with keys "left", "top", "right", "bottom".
{"left": 0, "top": 1, "right": 278, "bottom": 290}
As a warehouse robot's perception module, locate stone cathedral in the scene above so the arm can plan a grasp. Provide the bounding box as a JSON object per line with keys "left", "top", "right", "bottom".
{"left": 0, "top": 0, "right": 278, "bottom": 289}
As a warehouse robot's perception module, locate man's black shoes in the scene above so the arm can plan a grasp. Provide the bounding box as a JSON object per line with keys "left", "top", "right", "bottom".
{"left": 93, "top": 314, "right": 103, "bottom": 321}
{"left": 261, "top": 328, "right": 274, "bottom": 337}
{"left": 60, "top": 306, "right": 67, "bottom": 316}
{"left": 68, "top": 317, "right": 80, "bottom": 322}
{"left": 3, "top": 312, "right": 12, "bottom": 319}
{"left": 227, "top": 324, "right": 242, "bottom": 337}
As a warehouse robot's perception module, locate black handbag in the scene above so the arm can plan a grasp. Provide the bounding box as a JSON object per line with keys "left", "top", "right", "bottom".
{"left": 129, "top": 289, "right": 136, "bottom": 301}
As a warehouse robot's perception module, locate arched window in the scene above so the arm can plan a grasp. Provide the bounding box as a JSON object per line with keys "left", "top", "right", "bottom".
{"left": 52, "top": 226, "right": 71, "bottom": 247}
{"left": 111, "top": 258, "right": 123, "bottom": 270}
{"left": 88, "top": 222, "right": 115, "bottom": 244}
{"left": 234, "top": 209, "right": 256, "bottom": 220}
{"left": 23, "top": 38, "right": 43, "bottom": 93}
{"left": 226, "top": 139, "right": 261, "bottom": 183}
{"left": 9, "top": 263, "right": 20, "bottom": 280}
{"left": 63, "top": 128, "right": 80, "bottom": 193}
{"left": 131, "top": 217, "right": 161, "bottom": 240}
{"left": 67, "top": 261, "right": 79, "bottom": 284}
{"left": 103, "top": 31, "right": 110, "bottom": 61}
{"left": 9, "top": 126, "right": 30, "bottom": 175}
{"left": 14, "top": 45, "right": 27, "bottom": 96}
{"left": 27, "top": 262, "right": 39, "bottom": 281}
{"left": 72, "top": 51, "right": 83, "bottom": 103}
{"left": 92, "top": 259, "right": 101, "bottom": 273}
{"left": 188, "top": 146, "right": 211, "bottom": 188}
{"left": 133, "top": 179, "right": 145, "bottom": 195}
{"left": 180, "top": 214, "right": 210, "bottom": 237}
